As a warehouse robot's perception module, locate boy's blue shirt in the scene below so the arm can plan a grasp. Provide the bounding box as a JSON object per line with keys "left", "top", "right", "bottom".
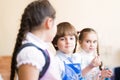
{"left": 56, "top": 50, "right": 84, "bottom": 80}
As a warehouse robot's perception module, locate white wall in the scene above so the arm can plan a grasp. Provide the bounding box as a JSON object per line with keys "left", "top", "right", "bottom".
{"left": 0, "top": 0, "right": 34, "bottom": 55}
{"left": 51, "top": 0, "right": 120, "bottom": 68}
{"left": 0, "top": 0, "right": 120, "bottom": 67}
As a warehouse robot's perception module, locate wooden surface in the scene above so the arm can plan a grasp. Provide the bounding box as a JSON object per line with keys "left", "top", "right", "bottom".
{"left": 0, "top": 56, "right": 11, "bottom": 80}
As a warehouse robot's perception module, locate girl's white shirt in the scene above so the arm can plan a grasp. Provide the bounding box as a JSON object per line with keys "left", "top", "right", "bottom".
{"left": 17, "top": 32, "right": 61, "bottom": 80}
{"left": 74, "top": 49, "right": 100, "bottom": 80}
{"left": 0, "top": 74, "right": 3, "bottom": 80}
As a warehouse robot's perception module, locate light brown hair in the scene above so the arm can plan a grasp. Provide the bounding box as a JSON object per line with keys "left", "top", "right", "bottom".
{"left": 52, "top": 22, "right": 78, "bottom": 53}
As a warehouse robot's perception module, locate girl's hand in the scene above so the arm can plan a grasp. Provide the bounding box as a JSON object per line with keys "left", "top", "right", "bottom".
{"left": 89, "top": 56, "right": 101, "bottom": 68}
{"left": 101, "top": 69, "right": 112, "bottom": 78}
{"left": 82, "top": 56, "right": 101, "bottom": 77}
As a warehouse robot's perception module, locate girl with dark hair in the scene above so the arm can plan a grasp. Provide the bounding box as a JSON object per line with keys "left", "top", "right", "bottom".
{"left": 10, "top": 0, "right": 61, "bottom": 80}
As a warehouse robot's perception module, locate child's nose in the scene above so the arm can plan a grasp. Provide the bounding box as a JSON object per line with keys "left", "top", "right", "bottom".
{"left": 90, "top": 42, "right": 94, "bottom": 46}
{"left": 66, "top": 39, "right": 70, "bottom": 43}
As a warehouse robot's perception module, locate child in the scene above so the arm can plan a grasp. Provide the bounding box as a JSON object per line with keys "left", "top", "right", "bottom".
{"left": 52, "top": 22, "right": 84, "bottom": 80}
{"left": 76, "top": 28, "right": 112, "bottom": 80}
{"left": 10, "top": 0, "right": 61, "bottom": 80}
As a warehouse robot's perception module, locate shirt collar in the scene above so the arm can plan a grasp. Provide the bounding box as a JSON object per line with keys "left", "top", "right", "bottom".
{"left": 56, "top": 50, "right": 73, "bottom": 58}
{"left": 22, "top": 32, "right": 48, "bottom": 50}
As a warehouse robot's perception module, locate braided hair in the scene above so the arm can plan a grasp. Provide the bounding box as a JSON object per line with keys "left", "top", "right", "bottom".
{"left": 78, "top": 28, "right": 103, "bottom": 70}
{"left": 10, "top": 0, "right": 56, "bottom": 80}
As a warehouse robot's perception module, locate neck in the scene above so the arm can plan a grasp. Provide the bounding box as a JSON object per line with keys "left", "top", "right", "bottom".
{"left": 60, "top": 50, "right": 73, "bottom": 57}
{"left": 82, "top": 49, "right": 93, "bottom": 54}
{"left": 31, "top": 30, "right": 47, "bottom": 42}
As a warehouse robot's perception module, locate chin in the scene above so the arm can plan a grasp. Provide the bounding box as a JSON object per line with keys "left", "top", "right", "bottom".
{"left": 88, "top": 50, "right": 94, "bottom": 53}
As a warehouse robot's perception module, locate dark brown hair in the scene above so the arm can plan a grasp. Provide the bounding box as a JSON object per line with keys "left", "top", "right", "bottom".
{"left": 10, "top": 0, "right": 56, "bottom": 80}
{"left": 52, "top": 22, "right": 78, "bottom": 53}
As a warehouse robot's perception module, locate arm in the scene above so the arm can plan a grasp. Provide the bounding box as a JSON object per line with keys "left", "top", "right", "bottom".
{"left": 82, "top": 63, "right": 94, "bottom": 76}
{"left": 101, "top": 69, "right": 112, "bottom": 78}
{"left": 18, "top": 64, "right": 39, "bottom": 80}
{"left": 82, "top": 56, "right": 101, "bottom": 76}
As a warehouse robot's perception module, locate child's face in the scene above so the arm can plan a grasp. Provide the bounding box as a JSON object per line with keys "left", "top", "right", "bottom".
{"left": 56, "top": 35, "right": 76, "bottom": 54}
{"left": 80, "top": 32, "right": 97, "bottom": 53}
{"left": 46, "top": 18, "right": 57, "bottom": 42}
{"left": 51, "top": 20, "right": 57, "bottom": 41}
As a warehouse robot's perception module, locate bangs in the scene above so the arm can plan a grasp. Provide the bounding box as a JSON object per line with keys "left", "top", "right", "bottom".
{"left": 52, "top": 22, "right": 78, "bottom": 51}
{"left": 61, "top": 28, "right": 76, "bottom": 36}
{"left": 56, "top": 22, "right": 77, "bottom": 38}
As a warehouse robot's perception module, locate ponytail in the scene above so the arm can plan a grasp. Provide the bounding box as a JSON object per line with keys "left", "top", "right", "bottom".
{"left": 10, "top": 0, "right": 56, "bottom": 79}
{"left": 10, "top": 16, "right": 30, "bottom": 80}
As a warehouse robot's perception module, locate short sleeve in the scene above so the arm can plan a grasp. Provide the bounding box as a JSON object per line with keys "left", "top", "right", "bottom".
{"left": 17, "top": 46, "right": 45, "bottom": 71}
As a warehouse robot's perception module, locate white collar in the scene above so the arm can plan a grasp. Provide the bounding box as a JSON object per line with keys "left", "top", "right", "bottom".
{"left": 22, "top": 32, "right": 48, "bottom": 50}
{"left": 56, "top": 50, "right": 73, "bottom": 59}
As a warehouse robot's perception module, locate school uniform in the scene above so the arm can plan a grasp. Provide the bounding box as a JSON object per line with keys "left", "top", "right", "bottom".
{"left": 17, "top": 32, "right": 61, "bottom": 80}
{"left": 55, "top": 50, "right": 83, "bottom": 80}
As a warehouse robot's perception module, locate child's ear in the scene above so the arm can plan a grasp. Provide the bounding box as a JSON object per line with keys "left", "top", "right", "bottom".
{"left": 54, "top": 44, "right": 57, "bottom": 47}
{"left": 79, "top": 40, "right": 82, "bottom": 44}
{"left": 45, "top": 17, "right": 53, "bottom": 29}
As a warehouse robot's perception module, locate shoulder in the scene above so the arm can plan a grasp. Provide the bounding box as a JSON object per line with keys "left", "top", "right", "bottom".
{"left": 17, "top": 46, "right": 45, "bottom": 62}
{"left": 17, "top": 46, "right": 45, "bottom": 71}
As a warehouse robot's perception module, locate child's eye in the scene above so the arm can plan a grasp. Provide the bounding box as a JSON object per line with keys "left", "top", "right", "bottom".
{"left": 86, "top": 40, "right": 90, "bottom": 43}
{"left": 59, "top": 37, "right": 65, "bottom": 40}
{"left": 70, "top": 36, "right": 75, "bottom": 40}
{"left": 70, "top": 37, "right": 74, "bottom": 40}
{"left": 93, "top": 40, "right": 97, "bottom": 43}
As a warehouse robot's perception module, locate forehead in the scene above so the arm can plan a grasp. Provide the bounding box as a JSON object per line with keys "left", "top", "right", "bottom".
{"left": 84, "top": 32, "right": 97, "bottom": 40}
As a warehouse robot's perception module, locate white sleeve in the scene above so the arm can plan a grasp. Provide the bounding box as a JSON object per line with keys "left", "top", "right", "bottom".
{"left": 16, "top": 46, "right": 45, "bottom": 71}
